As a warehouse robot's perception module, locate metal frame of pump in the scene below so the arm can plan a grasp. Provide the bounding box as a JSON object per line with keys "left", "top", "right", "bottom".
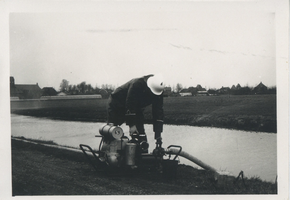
{"left": 79, "top": 124, "right": 182, "bottom": 175}
{"left": 80, "top": 125, "right": 245, "bottom": 187}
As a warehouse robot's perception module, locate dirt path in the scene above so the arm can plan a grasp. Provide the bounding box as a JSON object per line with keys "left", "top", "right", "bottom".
{"left": 11, "top": 138, "right": 277, "bottom": 195}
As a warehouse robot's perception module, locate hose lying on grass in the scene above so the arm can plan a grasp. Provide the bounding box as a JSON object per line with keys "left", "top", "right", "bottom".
{"left": 166, "top": 148, "right": 237, "bottom": 185}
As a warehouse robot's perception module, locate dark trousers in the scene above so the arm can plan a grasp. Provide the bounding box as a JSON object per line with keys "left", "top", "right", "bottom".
{"left": 107, "top": 96, "right": 145, "bottom": 134}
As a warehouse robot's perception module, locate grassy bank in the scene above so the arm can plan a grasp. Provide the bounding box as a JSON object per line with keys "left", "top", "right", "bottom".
{"left": 12, "top": 138, "right": 277, "bottom": 195}
{"left": 11, "top": 94, "right": 276, "bottom": 133}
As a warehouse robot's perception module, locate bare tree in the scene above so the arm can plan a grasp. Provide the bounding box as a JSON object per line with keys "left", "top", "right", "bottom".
{"left": 176, "top": 83, "right": 183, "bottom": 93}
{"left": 59, "top": 79, "right": 69, "bottom": 92}
{"left": 101, "top": 84, "right": 115, "bottom": 91}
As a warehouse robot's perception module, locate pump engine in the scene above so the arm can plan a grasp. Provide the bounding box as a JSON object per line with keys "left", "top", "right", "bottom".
{"left": 80, "top": 124, "right": 181, "bottom": 176}
{"left": 80, "top": 124, "right": 227, "bottom": 183}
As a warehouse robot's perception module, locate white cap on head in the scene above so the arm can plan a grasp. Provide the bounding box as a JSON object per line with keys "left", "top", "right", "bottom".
{"left": 147, "top": 74, "right": 165, "bottom": 95}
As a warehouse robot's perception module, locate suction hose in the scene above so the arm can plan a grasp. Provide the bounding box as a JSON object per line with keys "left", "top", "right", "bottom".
{"left": 166, "top": 148, "right": 237, "bottom": 185}
{"left": 166, "top": 148, "right": 217, "bottom": 173}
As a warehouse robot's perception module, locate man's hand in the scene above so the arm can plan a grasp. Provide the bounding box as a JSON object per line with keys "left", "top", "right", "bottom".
{"left": 129, "top": 125, "right": 139, "bottom": 136}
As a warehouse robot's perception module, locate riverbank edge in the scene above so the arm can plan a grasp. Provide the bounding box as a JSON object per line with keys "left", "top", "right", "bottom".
{"left": 11, "top": 109, "right": 276, "bottom": 133}
{"left": 11, "top": 136, "right": 277, "bottom": 195}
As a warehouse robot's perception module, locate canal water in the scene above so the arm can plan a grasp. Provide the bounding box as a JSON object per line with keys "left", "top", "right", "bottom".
{"left": 10, "top": 114, "right": 277, "bottom": 182}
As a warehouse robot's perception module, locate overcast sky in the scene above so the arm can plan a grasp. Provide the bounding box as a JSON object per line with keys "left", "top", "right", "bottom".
{"left": 9, "top": 1, "right": 277, "bottom": 90}
{"left": 1, "top": 1, "right": 289, "bottom": 198}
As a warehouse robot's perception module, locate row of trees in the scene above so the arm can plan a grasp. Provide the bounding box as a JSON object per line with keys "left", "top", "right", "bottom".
{"left": 210, "top": 86, "right": 276, "bottom": 95}
{"left": 59, "top": 79, "right": 276, "bottom": 97}
{"left": 59, "top": 79, "right": 186, "bottom": 94}
{"left": 172, "top": 82, "right": 276, "bottom": 95}
{"left": 59, "top": 79, "right": 115, "bottom": 98}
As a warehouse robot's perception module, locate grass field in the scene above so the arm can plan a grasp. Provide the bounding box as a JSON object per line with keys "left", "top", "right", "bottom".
{"left": 11, "top": 94, "right": 276, "bottom": 133}
{"left": 162, "top": 95, "right": 276, "bottom": 133}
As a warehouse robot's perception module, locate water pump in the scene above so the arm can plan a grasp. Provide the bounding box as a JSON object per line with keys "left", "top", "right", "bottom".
{"left": 80, "top": 124, "right": 181, "bottom": 177}
{"left": 80, "top": 124, "right": 233, "bottom": 184}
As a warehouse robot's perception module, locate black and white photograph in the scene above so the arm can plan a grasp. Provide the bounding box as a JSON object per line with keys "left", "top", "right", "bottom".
{"left": 0, "top": 0, "right": 288, "bottom": 199}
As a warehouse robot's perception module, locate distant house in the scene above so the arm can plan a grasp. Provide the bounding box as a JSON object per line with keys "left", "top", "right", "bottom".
{"left": 42, "top": 87, "right": 57, "bottom": 96}
{"left": 163, "top": 87, "right": 172, "bottom": 97}
{"left": 187, "top": 87, "right": 198, "bottom": 95}
{"left": 178, "top": 84, "right": 207, "bottom": 96}
{"left": 197, "top": 91, "right": 209, "bottom": 96}
{"left": 10, "top": 77, "right": 22, "bottom": 98}
{"left": 218, "top": 86, "right": 231, "bottom": 94}
{"left": 10, "top": 77, "right": 42, "bottom": 99}
{"left": 57, "top": 92, "right": 67, "bottom": 96}
{"left": 253, "top": 82, "right": 268, "bottom": 94}
{"left": 179, "top": 89, "right": 192, "bottom": 97}
{"left": 231, "top": 83, "right": 242, "bottom": 91}
{"left": 207, "top": 89, "right": 217, "bottom": 95}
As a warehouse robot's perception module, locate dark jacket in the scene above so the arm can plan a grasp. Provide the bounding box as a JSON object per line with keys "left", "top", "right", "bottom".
{"left": 109, "top": 75, "right": 163, "bottom": 132}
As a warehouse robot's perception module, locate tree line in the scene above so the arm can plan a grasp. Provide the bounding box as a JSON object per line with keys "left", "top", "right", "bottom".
{"left": 59, "top": 79, "right": 116, "bottom": 98}
{"left": 59, "top": 79, "right": 276, "bottom": 97}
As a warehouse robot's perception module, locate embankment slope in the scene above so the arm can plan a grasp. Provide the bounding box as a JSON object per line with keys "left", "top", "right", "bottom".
{"left": 12, "top": 138, "right": 277, "bottom": 195}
